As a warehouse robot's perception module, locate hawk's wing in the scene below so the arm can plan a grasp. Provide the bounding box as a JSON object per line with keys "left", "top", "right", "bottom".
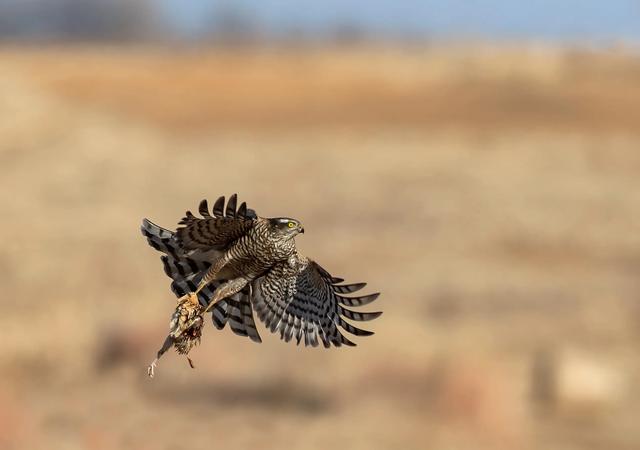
{"left": 141, "top": 194, "right": 262, "bottom": 342}
{"left": 176, "top": 194, "right": 257, "bottom": 251}
{"left": 251, "top": 256, "right": 381, "bottom": 347}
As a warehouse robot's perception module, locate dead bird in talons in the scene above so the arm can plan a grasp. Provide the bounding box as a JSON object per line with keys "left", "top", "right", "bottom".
{"left": 147, "top": 295, "right": 204, "bottom": 378}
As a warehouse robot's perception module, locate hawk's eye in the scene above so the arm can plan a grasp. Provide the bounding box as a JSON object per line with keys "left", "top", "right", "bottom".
{"left": 287, "top": 221, "right": 296, "bottom": 228}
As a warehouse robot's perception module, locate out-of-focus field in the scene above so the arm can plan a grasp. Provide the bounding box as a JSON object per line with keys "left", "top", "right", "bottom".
{"left": 1, "top": 45, "right": 639, "bottom": 450}
{"left": 7, "top": 45, "right": 640, "bottom": 133}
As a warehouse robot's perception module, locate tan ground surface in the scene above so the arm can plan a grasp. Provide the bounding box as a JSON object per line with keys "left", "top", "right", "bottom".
{"left": 0, "top": 45, "right": 639, "bottom": 450}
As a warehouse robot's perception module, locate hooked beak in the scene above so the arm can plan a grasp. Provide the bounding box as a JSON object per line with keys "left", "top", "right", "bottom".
{"left": 298, "top": 225, "right": 305, "bottom": 234}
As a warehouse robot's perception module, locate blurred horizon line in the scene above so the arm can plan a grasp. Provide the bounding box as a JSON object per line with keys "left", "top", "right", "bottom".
{"left": 1, "top": 0, "right": 640, "bottom": 48}
{"left": 2, "top": 36, "right": 640, "bottom": 53}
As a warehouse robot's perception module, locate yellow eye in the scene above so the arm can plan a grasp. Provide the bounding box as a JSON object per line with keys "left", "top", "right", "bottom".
{"left": 287, "top": 221, "right": 296, "bottom": 228}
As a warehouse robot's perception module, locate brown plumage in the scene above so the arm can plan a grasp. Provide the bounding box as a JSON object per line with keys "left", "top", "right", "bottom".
{"left": 141, "top": 194, "right": 381, "bottom": 377}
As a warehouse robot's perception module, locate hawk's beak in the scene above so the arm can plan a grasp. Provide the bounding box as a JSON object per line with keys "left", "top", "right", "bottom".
{"left": 298, "top": 225, "right": 305, "bottom": 234}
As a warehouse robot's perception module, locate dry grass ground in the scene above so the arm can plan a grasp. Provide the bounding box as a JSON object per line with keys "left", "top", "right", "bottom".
{"left": 0, "top": 45, "right": 639, "bottom": 450}
{"left": 7, "top": 45, "right": 640, "bottom": 133}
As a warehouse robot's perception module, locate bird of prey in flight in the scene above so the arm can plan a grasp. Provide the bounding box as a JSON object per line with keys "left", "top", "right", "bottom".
{"left": 141, "top": 194, "right": 381, "bottom": 377}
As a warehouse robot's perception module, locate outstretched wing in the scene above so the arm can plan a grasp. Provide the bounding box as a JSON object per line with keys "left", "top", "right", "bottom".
{"left": 176, "top": 194, "right": 257, "bottom": 251}
{"left": 140, "top": 194, "right": 262, "bottom": 342}
{"left": 251, "top": 256, "right": 381, "bottom": 347}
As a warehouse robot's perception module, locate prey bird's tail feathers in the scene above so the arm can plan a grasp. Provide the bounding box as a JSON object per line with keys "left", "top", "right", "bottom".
{"left": 140, "top": 215, "right": 262, "bottom": 343}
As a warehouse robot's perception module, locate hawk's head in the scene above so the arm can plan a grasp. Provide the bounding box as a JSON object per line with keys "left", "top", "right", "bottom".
{"left": 268, "top": 217, "right": 305, "bottom": 238}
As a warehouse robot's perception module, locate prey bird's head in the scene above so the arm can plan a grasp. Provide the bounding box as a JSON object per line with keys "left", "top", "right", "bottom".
{"left": 268, "top": 217, "right": 305, "bottom": 239}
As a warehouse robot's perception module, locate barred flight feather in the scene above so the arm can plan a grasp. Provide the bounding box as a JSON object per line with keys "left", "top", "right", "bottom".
{"left": 337, "top": 305, "right": 382, "bottom": 322}
{"left": 213, "top": 196, "right": 225, "bottom": 217}
{"left": 199, "top": 199, "right": 212, "bottom": 218}
{"left": 225, "top": 193, "right": 237, "bottom": 218}
{"left": 337, "top": 293, "right": 380, "bottom": 307}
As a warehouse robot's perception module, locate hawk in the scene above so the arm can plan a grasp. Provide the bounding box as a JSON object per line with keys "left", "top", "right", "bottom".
{"left": 141, "top": 194, "right": 381, "bottom": 377}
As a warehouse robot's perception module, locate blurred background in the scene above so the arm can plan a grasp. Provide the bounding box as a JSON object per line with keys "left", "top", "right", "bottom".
{"left": 1, "top": 1, "right": 640, "bottom": 449}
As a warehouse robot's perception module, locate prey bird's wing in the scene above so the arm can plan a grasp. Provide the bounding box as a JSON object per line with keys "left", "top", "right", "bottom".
{"left": 251, "top": 255, "right": 381, "bottom": 347}
{"left": 176, "top": 194, "right": 257, "bottom": 251}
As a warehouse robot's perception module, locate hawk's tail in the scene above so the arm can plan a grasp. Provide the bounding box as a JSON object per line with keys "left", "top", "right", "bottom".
{"left": 141, "top": 219, "right": 262, "bottom": 343}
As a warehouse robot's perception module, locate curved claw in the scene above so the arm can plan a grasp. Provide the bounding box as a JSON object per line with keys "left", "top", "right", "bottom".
{"left": 178, "top": 292, "right": 200, "bottom": 306}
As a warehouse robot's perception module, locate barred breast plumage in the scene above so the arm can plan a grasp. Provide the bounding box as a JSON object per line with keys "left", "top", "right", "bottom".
{"left": 222, "top": 218, "right": 297, "bottom": 279}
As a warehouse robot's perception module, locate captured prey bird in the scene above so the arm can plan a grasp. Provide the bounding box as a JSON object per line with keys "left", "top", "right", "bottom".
{"left": 141, "top": 194, "right": 381, "bottom": 377}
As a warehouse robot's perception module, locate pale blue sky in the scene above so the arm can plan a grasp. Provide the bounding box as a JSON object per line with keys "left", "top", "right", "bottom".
{"left": 159, "top": 0, "right": 640, "bottom": 40}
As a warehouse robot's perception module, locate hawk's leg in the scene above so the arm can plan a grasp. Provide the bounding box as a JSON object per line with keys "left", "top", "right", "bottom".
{"left": 147, "top": 334, "right": 174, "bottom": 378}
{"left": 176, "top": 256, "right": 229, "bottom": 305}
{"left": 202, "top": 277, "right": 249, "bottom": 314}
{"left": 181, "top": 278, "right": 250, "bottom": 331}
